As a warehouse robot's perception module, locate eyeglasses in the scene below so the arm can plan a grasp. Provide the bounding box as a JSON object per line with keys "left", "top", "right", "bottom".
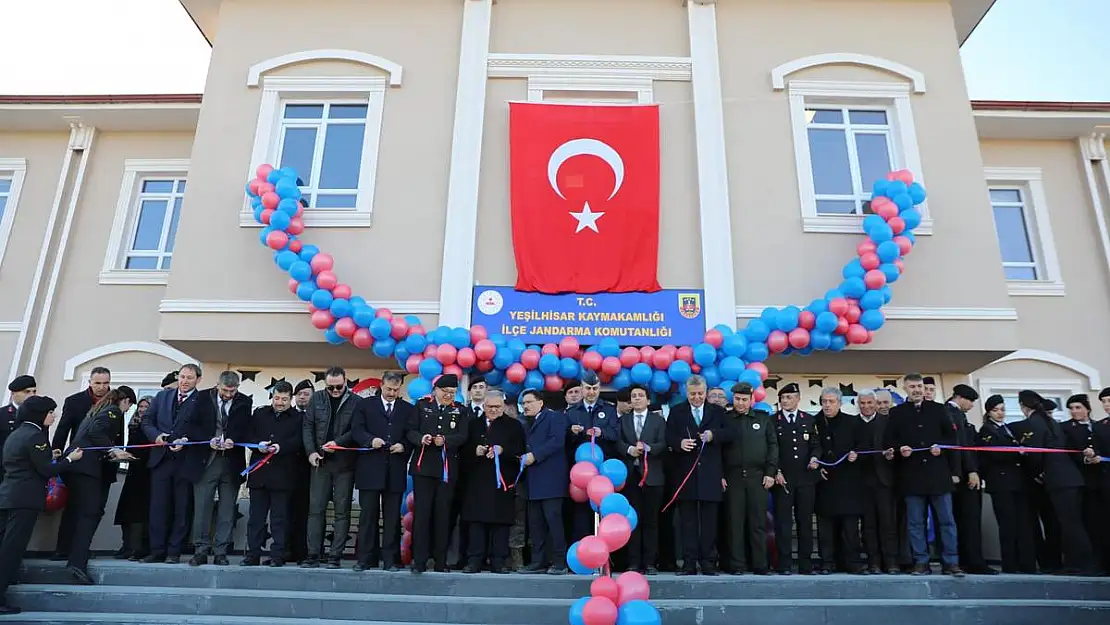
{"left": 326, "top": 385, "right": 346, "bottom": 392}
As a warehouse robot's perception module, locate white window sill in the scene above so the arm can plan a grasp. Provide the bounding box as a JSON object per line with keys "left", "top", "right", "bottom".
{"left": 99, "top": 270, "right": 170, "bottom": 286}
{"left": 802, "top": 215, "right": 934, "bottom": 236}
{"left": 1006, "top": 280, "right": 1065, "bottom": 297}
{"left": 238, "top": 210, "right": 372, "bottom": 228}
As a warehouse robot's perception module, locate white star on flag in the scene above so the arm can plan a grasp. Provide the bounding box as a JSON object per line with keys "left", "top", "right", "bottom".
{"left": 570, "top": 202, "right": 605, "bottom": 233}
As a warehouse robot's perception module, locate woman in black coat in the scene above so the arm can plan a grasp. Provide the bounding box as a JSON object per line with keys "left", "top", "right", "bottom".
{"left": 0, "top": 396, "right": 82, "bottom": 615}
{"left": 976, "top": 395, "right": 1036, "bottom": 573}
{"left": 114, "top": 396, "right": 153, "bottom": 560}
{"left": 460, "top": 391, "right": 526, "bottom": 573}
{"left": 242, "top": 381, "right": 303, "bottom": 567}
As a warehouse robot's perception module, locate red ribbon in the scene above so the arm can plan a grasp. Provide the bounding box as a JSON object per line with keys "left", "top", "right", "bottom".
{"left": 639, "top": 452, "right": 648, "bottom": 488}
{"left": 661, "top": 439, "right": 705, "bottom": 513}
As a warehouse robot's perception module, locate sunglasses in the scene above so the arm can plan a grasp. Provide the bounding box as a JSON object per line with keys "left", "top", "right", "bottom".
{"left": 326, "top": 384, "right": 347, "bottom": 392}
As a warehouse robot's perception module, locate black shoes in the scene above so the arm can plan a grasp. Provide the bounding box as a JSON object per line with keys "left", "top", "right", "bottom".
{"left": 189, "top": 554, "right": 208, "bottom": 567}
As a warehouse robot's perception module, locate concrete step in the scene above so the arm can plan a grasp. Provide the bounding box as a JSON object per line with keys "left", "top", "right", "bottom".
{"left": 17, "top": 560, "right": 1110, "bottom": 601}
{"left": 8, "top": 585, "right": 1110, "bottom": 625}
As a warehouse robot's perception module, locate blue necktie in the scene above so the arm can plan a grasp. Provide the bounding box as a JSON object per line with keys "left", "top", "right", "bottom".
{"left": 693, "top": 407, "right": 702, "bottom": 426}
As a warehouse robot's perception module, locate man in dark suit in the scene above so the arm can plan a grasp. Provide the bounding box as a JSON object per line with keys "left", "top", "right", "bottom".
{"left": 564, "top": 372, "right": 619, "bottom": 542}
{"left": 285, "top": 379, "right": 314, "bottom": 563}
{"left": 856, "top": 389, "right": 898, "bottom": 574}
{"left": 185, "top": 371, "right": 253, "bottom": 566}
{"left": 1, "top": 375, "right": 37, "bottom": 484}
{"left": 50, "top": 366, "right": 111, "bottom": 561}
{"left": 770, "top": 382, "right": 821, "bottom": 574}
{"left": 946, "top": 384, "right": 994, "bottom": 574}
{"left": 883, "top": 373, "right": 963, "bottom": 576}
{"left": 520, "top": 389, "right": 568, "bottom": 575}
{"left": 665, "top": 375, "right": 734, "bottom": 575}
{"left": 351, "top": 371, "right": 411, "bottom": 571}
{"left": 616, "top": 384, "right": 666, "bottom": 574}
{"left": 141, "top": 364, "right": 202, "bottom": 563}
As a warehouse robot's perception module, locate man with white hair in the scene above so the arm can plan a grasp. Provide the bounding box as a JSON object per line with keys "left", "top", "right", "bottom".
{"left": 814, "top": 387, "right": 865, "bottom": 574}
{"left": 856, "top": 389, "right": 898, "bottom": 573}
{"left": 874, "top": 390, "right": 894, "bottom": 416}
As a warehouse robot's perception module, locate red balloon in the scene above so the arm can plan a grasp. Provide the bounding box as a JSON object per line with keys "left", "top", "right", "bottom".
{"left": 581, "top": 596, "right": 618, "bottom": 625}
{"left": 542, "top": 343, "right": 559, "bottom": 356}
{"left": 860, "top": 252, "right": 881, "bottom": 271}
{"left": 315, "top": 271, "right": 338, "bottom": 290}
{"left": 476, "top": 360, "right": 494, "bottom": 372}
{"left": 857, "top": 241, "right": 877, "bottom": 256}
{"left": 863, "top": 269, "right": 887, "bottom": 289}
{"left": 569, "top": 484, "right": 589, "bottom": 503}
{"left": 402, "top": 512, "right": 414, "bottom": 532}
{"left": 587, "top": 475, "right": 615, "bottom": 506}
{"left": 287, "top": 239, "right": 303, "bottom": 253}
{"left": 570, "top": 461, "right": 600, "bottom": 490}
{"left": 577, "top": 535, "right": 611, "bottom": 570}
{"left": 311, "top": 310, "right": 334, "bottom": 329}
{"left": 375, "top": 308, "right": 393, "bottom": 320}
{"left": 390, "top": 318, "right": 410, "bottom": 340}
{"left": 266, "top": 230, "right": 288, "bottom": 250}
{"left": 846, "top": 323, "right": 869, "bottom": 344}
{"left": 600, "top": 356, "right": 621, "bottom": 376}
{"left": 405, "top": 355, "right": 423, "bottom": 374}
{"left": 871, "top": 196, "right": 898, "bottom": 219}
{"left": 456, "top": 347, "right": 477, "bottom": 368}
{"left": 351, "top": 328, "right": 373, "bottom": 349}
{"left": 638, "top": 346, "right": 656, "bottom": 363}
{"left": 261, "top": 191, "right": 280, "bottom": 210}
{"left": 400, "top": 546, "right": 412, "bottom": 566}
{"left": 746, "top": 361, "right": 769, "bottom": 381}
{"left": 766, "top": 330, "right": 789, "bottom": 353}
{"left": 619, "top": 347, "right": 640, "bottom": 368}
{"left": 443, "top": 364, "right": 463, "bottom": 378}
{"left": 845, "top": 305, "right": 862, "bottom": 324}
{"left": 332, "top": 283, "right": 352, "bottom": 300}
{"left": 520, "top": 350, "right": 541, "bottom": 370}
{"left": 788, "top": 328, "right": 810, "bottom": 349}
{"left": 894, "top": 258, "right": 905, "bottom": 272}
{"left": 675, "top": 345, "right": 694, "bottom": 364}
{"left": 423, "top": 345, "right": 438, "bottom": 360}
{"left": 474, "top": 339, "right": 496, "bottom": 361}
{"left": 335, "top": 317, "right": 357, "bottom": 339}
{"left": 894, "top": 235, "right": 913, "bottom": 256}
{"left": 309, "top": 253, "right": 334, "bottom": 274}
{"left": 544, "top": 374, "right": 563, "bottom": 391}
{"left": 581, "top": 351, "right": 603, "bottom": 371}
{"left": 893, "top": 169, "right": 915, "bottom": 185}
{"left": 45, "top": 477, "right": 68, "bottom": 512}
{"left": 558, "top": 337, "right": 580, "bottom": 358}
{"left": 753, "top": 387, "right": 767, "bottom": 403}
{"left": 798, "top": 310, "right": 816, "bottom": 330}
{"left": 598, "top": 513, "right": 632, "bottom": 551}
{"left": 590, "top": 576, "right": 620, "bottom": 604}
{"left": 256, "top": 164, "right": 274, "bottom": 180}
{"left": 836, "top": 316, "right": 850, "bottom": 335}
{"left": 287, "top": 278, "right": 300, "bottom": 294}
{"left": 287, "top": 217, "right": 305, "bottom": 235}
{"left": 828, "top": 297, "right": 849, "bottom": 316}
{"left": 470, "top": 325, "right": 488, "bottom": 344}
{"left": 704, "top": 329, "right": 723, "bottom": 348}
{"left": 887, "top": 216, "right": 906, "bottom": 235}
{"left": 436, "top": 344, "right": 457, "bottom": 365}
{"left": 505, "top": 363, "right": 526, "bottom": 384}
{"left": 615, "top": 571, "right": 651, "bottom": 605}
{"left": 256, "top": 182, "right": 275, "bottom": 195}
{"left": 651, "top": 349, "right": 674, "bottom": 370}
{"left": 410, "top": 324, "right": 426, "bottom": 336}
{"left": 248, "top": 179, "right": 263, "bottom": 195}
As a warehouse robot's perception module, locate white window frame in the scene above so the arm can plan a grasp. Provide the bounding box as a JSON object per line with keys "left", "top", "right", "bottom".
{"left": 0, "top": 158, "right": 28, "bottom": 272}
{"left": 975, "top": 377, "right": 1083, "bottom": 423}
{"left": 984, "top": 167, "right": 1065, "bottom": 296}
{"left": 242, "top": 75, "right": 387, "bottom": 228}
{"left": 784, "top": 81, "right": 932, "bottom": 235}
{"left": 100, "top": 159, "right": 190, "bottom": 286}
{"left": 78, "top": 370, "right": 166, "bottom": 471}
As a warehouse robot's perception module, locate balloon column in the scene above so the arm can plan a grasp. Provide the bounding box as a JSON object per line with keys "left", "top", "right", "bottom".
{"left": 244, "top": 164, "right": 925, "bottom": 405}
{"left": 400, "top": 475, "right": 414, "bottom": 566}
{"left": 566, "top": 443, "right": 660, "bottom": 625}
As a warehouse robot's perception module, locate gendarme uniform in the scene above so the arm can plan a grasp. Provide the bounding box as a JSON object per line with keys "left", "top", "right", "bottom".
{"left": 0, "top": 376, "right": 36, "bottom": 484}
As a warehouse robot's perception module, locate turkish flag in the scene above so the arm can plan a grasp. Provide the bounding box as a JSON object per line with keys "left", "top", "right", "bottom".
{"left": 509, "top": 102, "right": 661, "bottom": 294}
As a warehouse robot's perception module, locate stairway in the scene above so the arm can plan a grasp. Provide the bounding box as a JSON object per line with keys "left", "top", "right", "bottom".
{"left": 7, "top": 560, "right": 1110, "bottom": 624}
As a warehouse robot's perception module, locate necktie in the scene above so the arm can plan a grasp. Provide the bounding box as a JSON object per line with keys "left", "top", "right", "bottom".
{"left": 694, "top": 407, "right": 702, "bottom": 425}
{"left": 635, "top": 415, "right": 644, "bottom": 439}
{"left": 220, "top": 401, "right": 228, "bottom": 425}
{"left": 385, "top": 402, "right": 393, "bottom": 416}
{"left": 178, "top": 393, "right": 186, "bottom": 406}
{"left": 788, "top": 413, "right": 794, "bottom": 424}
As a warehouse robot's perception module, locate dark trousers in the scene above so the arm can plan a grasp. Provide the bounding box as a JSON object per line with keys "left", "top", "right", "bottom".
{"left": 952, "top": 485, "right": 987, "bottom": 569}
{"left": 678, "top": 500, "right": 718, "bottom": 570}
{"left": 468, "top": 522, "right": 510, "bottom": 569}
{"left": 861, "top": 484, "right": 897, "bottom": 569}
{"left": 818, "top": 514, "right": 862, "bottom": 571}
{"left": 725, "top": 473, "right": 768, "bottom": 572}
{"left": 285, "top": 458, "right": 310, "bottom": 562}
{"left": 121, "top": 522, "right": 149, "bottom": 555}
{"left": 1048, "top": 487, "right": 1095, "bottom": 573}
{"left": 356, "top": 489, "right": 401, "bottom": 567}
{"left": 66, "top": 473, "right": 112, "bottom": 571}
{"left": 54, "top": 496, "right": 77, "bottom": 556}
{"left": 0, "top": 508, "right": 39, "bottom": 603}
{"left": 411, "top": 475, "right": 454, "bottom": 569}
{"left": 1028, "top": 482, "right": 1062, "bottom": 572}
{"left": 528, "top": 497, "right": 566, "bottom": 567}
{"left": 1079, "top": 488, "right": 1105, "bottom": 572}
{"left": 148, "top": 462, "right": 192, "bottom": 556}
{"left": 772, "top": 483, "right": 816, "bottom": 572}
{"left": 989, "top": 489, "right": 1036, "bottom": 573}
{"left": 192, "top": 456, "right": 239, "bottom": 556}
{"left": 307, "top": 468, "right": 354, "bottom": 560}
{"left": 896, "top": 498, "right": 912, "bottom": 566}
{"left": 447, "top": 494, "right": 468, "bottom": 567}
{"left": 624, "top": 481, "right": 662, "bottom": 569}
{"left": 247, "top": 488, "right": 290, "bottom": 557}
{"left": 569, "top": 502, "right": 596, "bottom": 544}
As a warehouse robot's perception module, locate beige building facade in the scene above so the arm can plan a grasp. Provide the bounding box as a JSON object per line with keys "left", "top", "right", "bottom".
{"left": 1, "top": 0, "right": 1108, "bottom": 547}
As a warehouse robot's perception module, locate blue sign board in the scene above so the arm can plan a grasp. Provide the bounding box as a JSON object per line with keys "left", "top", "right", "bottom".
{"left": 471, "top": 286, "right": 706, "bottom": 346}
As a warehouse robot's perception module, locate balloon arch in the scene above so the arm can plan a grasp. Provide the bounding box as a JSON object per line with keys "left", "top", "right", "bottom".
{"left": 246, "top": 164, "right": 926, "bottom": 625}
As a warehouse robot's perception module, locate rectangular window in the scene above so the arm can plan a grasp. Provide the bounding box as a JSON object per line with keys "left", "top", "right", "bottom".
{"left": 0, "top": 177, "right": 12, "bottom": 223}
{"left": 276, "top": 101, "right": 368, "bottom": 210}
{"left": 806, "top": 107, "right": 894, "bottom": 216}
{"left": 998, "top": 393, "right": 1068, "bottom": 423}
{"left": 983, "top": 168, "right": 1064, "bottom": 296}
{"left": 988, "top": 187, "right": 1040, "bottom": 280}
{"left": 0, "top": 158, "right": 27, "bottom": 270}
{"left": 124, "top": 178, "right": 186, "bottom": 271}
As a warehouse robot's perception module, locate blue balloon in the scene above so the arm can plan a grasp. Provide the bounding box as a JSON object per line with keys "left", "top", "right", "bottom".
{"left": 880, "top": 285, "right": 894, "bottom": 303}
{"left": 298, "top": 244, "right": 319, "bottom": 262}
{"left": 826, "top": 289, "right": 845, "bottom": 301}
{"left": 872, "top": 179, "right": 890, "bottom": 198}
{"left": 862, "top": 214, "right": 886, "bottom": 233}
{"left": 718, "top": 356, "right": 744, "bottom": 381}
{"left": 492, "top": 349, "right": 514, "bottom": 370}
{"left": 629, "top": 362, "right": 652, "bottom": 385}
{"left": 597, "top": 337, "right": 620, "bottom": 358}
{"left": 892, "top": 192, "right": 913, "bottom": 212}
{"left": 489, "top": 333, "right": 506, "bottom": 347}
{"left": 350, "top": 306, "right": 373, "bottom": 328}
{"left": 829, "top": 334, "right": 847, "bottom": 352}
{"left": 600, "top": 493, "right": 631, "bottom": 518}
{"left": 668, "top": 360, "right": 692, "bottom": 384}
{"left": 701, "top": 365, "right": 721, "bottom": 388}
{"left": 618, "top": 600, "right": 661, "bottom": 625}
{"left": 310, "top": 289, "right": 333, "bottom": 310}
{"left": 408, "top": 378, "right": 432, "bottom": 401}
{"left": 776, "top": 306, "right": 801, "bottom": 332}
{"left": 575, "top": 442, "right": 604, "bottom": 467}
{"left": 886, "top": 180, "right": 908, "bottom": 197}
{"left": 269, "top": 210, "right": 291, "bottom": 231}
{"left": 538, "top": 353, "right": 559, "bottom": 375}
{"left": 650, "top": 370, "right": 671, "bottom": 394}
{"left": 507, "top": 338, "right": 526, "bottom": 359}
{"left": 815, "top": 311, "right": 838, "bottom": 333}
{"left": 808, "top": 298, "right": 829, "bottom": 314}
{"left": 369, "top": 317, "right": 392, "bottom": 340}
{"left": 880, "top": 262, "right": 900, "bottom": 283}
{"left": 324, "top": 327, "right": 344, "bottom": 345}
{"left": 692, "top": 343, "right": 717, "bottom": 366}
{"left": 842, "top": 258, "right": 866, "bottom": 279}
{"left": 266, "top": 169, "right": 283, "bottom": 184}
{"left": 908, "top": 181, "right": 927, "bottom": 204}
{"left": 484, "top": 369, "right": 504, "bottom": 386}
{"left": 744, "top": 319, "right": 771, "bottom": 343}
{"left": 559, "top": 357, "right": 580, "bottom": 380}
{"left": 797, "top": 346, "right": 814, "bottom": 356}
{"left": 245, "top": 181, "right": 257, "bottom": 197}
{"left": 295, "top": 281, "right": 316, "bottom": 302}
{"left": 876, "top": 240, "right": 901, "bottom": 263}
{"left": 418, "top": 358, "right": 442, "bottom": 380}
{"left": 524, "top": 370, "right": 544, "bottom": 391}
{"left": 329, "top": 298, "right": 353, "bottom": 319}
{"left": 394, "top": 344, "right": 410, "bottom": 362}
{"left": 277, "top": 198, "right": 299, "bottom": 216}
{"left": 274, "top": 176, "right": 301, "bottom": 200}
{"left": 252, "top": 205, "right": 266, "bottom": 224}
{"left": 738, "top": 369, "right": 761, "bottom": 387}
{"left": 611, "top": 369, "right": 632, "bottom": 390}
{"left": 372, "top": 337, "right": 396, "bottom": 358}
{"left": 404, "top": 333, "right": 427, "bottom": 353}
{"left": 600, "top": 460, "right": 628, "bottom": 488}
{"left": 567, "top": 545, "right": 592, "bottom": 577}
{"left": 859, "top": 290, "right": 884, "bottom": 311}
{"left": 744, "top": 342, "right": 769, "bottom": 363}
{"left": 759, "top": 307, "right": 778, "bottom": 324}
{"left": 753, "top": 401, "right": 773, "bottom": 413}
{"left": 713, "top": 324, "right": 734, "bottom": 336}
{"left": 840, "top": 277, "right": 866, "bottom": 299}
{"left": 720, "top": 333, "right": 748, "bottom": 358}
{"left": 901, "top": 208, "right": 922, "bottom": 230}
{"left": 868, "top": 222, "right": 894, "bottom": 243}
{"left": 289, "top": 260, "right": 312, "bottom": 282}
{"left": 626, "top": 506, "right": 639, "bottom": 532}
{"left": 810, "top": 330, "right": 831, "bottom": 350}
{"left": 451, "top": 327, "right": 471, "bottom": 349}
{"left": 860, "top": 309, "right": 885, "bottom": 331}
{"left": 501, "top": 381, "right": 521, "bottom": 399}
{"left": 275, "top": 250, "right": 299, "bottom": 270}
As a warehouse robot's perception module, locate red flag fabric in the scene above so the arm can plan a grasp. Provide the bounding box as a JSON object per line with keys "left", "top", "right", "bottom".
{"left": 509, "top": 102, "right": 661, "bottom": 294}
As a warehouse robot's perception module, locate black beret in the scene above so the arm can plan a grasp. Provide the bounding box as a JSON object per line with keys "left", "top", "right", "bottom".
{"left": 468, "top": 375, "right": 487, "bottom": 390}
{"left": 778, "top": 383, "right": 800, "bottom": 396}
{"left": 951, "top": 384, "right": 979, "bottom": 401}
{"left": 922, "top": 376, "right": 936, "bottom": 385}
{"left": 1099, "top": 387, "right": 1110, "bottom": 401}
{"left": 731, "top": 382, "right": 754, "bottom": 396}
{"left": 295, "top": 379, "right": 315, "bottom": 394}
{"left": 564, "top": 380, "right": 582, "bottom": 392}
{"left": 7, "top": 375, "right": 35, "bottom": 393}
{"left": 581, "top": 372, "right": 600, "bottom": 386}
{"left": 19, "top": 395, "right": 56, "bottom": 417}
{"left": 435, "top": 374, "right": 459, "bottom": 389}
{"left": 161, "top": 371, "right": 179, "bottom": 387}
{"left": 983, "top": 394, "right": 1004, "bottom": 413}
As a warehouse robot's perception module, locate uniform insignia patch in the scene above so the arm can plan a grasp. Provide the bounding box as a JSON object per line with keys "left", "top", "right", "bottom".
{"left": 752, "top": 423, "right": 760, "bottom": 430}
{"left": 450, "top": 421, "right": 456, "bottom": 429}
{"left": 35, "top": 443, "right": 47, "bottom": 450}
{"left": 803, "top": 433, "right": 809, "bottom": 441}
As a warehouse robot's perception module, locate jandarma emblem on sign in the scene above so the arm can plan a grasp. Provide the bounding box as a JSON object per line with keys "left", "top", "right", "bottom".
{"left": 678, "top": 293, "right": 701, "bottom": 320}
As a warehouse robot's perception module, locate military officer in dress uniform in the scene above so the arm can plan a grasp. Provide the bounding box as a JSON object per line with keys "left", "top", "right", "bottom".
{"left": 1085, "top": 388, "right": 1110, "bottom": 572}
{"left": 946, "top": 384, "right": 995, "bottom": 574}
{"left": 1063, "top": 394, "right": 1104, "bottom": 573}
{"left": 405, "top": 374, "right": 471, "bottom": 573}
{"left": 977, "top": 395, "right": 1036, "bottom": 573}
{"left": 721, "top": 383, "right": 777, "bottom": 575}
{"left": 0, "top": 376, "right": 37, "bottom": 484}
{"left": 770, "top": 383, "right": 822, "bottom": 574}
